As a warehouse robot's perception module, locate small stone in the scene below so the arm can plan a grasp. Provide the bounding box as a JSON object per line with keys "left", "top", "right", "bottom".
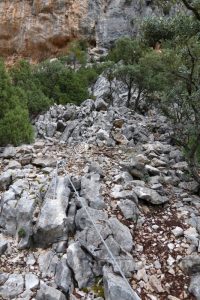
{"left": 152, "top": 225, "right": 159, "bottom": 230}
{"left": 154, "top": 260, "right": 161, "bottom": 269}
{"left": 26, "top": 254, "right": 36, "bottom": 265}
{"left": 136, "top": 268, "right": 148, "bottom": 283}
{"left": 167, "top": 255, "right": 175, "bottom": 266}
{"left": 172, "top": 227, "right": 184, "bottom": 237}
{"left": 149, "top": 275, "right": 164, "bottom": 293}
{"left": 168, "top": 243, "right": 175, "bottom": 250}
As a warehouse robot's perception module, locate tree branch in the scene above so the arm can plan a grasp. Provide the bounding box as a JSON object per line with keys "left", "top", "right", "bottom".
{"left": 181, "top": 0, "right": 200, "bottom": 21}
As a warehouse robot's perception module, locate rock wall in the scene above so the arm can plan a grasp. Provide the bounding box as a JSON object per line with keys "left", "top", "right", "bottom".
{"left": 0, "top": 0, "right": 156, "bottom": 60}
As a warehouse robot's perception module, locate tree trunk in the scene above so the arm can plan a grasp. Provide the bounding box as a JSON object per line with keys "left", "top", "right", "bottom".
{"left": 187, "top": 133, "right": 200, "bottom": 191}
{"left": 134, "top": 89, "right": 142, "bottom": 111}
{"left": 127, "top": 86, "right": 132, "bottom": 108}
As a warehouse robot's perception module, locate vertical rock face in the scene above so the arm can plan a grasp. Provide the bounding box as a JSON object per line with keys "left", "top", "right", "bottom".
{"left": 0, "top": 0, "right": 156, "bottom": 60}
{"left": 0, "top": 0, "right": 88, "bottom": 60}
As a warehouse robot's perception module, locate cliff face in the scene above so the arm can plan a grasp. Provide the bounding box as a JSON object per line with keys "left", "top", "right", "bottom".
{"left": 0, "top": 0, "right": 155, "bottom": 60}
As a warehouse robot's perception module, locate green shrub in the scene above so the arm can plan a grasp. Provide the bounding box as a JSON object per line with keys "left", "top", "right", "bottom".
{"left": 0, "top": 106, "right": 34, "bottom": 146}
{"left": 18, "top": 228, "right": 26, "bottom": 238}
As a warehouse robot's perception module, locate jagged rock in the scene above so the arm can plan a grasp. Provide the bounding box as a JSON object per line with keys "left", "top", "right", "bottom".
{"left": 184, "top": 227, "right": 199, "bottom": 246}
{"left": 17, "top": 289, "right": 34, "bottom": 300}
{"left": 26, "top": 253, "right": 36, "bottom": 266}
{"left": 80, "top": 99, "right": 95, "bottom": 114}
{"left": 181, "top": 255, "right": 200, "bottom": 275}
{"left": 0, "top": 274, "right": 24, "bottom": 299}
{"left": 75, "top": 207, "right": 108, "bottom": 230}
{"left": 38, "top": 250, "right": 59, "bottom": 277}
{"left": 95, "top": 98, "right": 108, "bottom": 111}
{"left": 32, "top": 157, "right": 57, "bottom": 168}
{"left": 103, "top": 267, "right": 140, "bottom": 300}
{"left": 118, "top": 200, "right": 139, "bottom": 221}
{"left": 6, "top": 160, "right": 21, "bottom": 170}
{"left": 111, "top": 185, "right": 138, "bottom": 203}
{"left": 67, "top": 242, "right": 94, "bottom": 288}
{"left": 0, "top": 273, "right": 9, "bottom": 285}
{"left": 88, "top": 161, "right": 103, "bottom": 177}
{"left": 36, "top": 282, "right": 66, "bottom": 300}
{"left": 93, "top": 76, "right": 110, "bottom": 100}
{"left": 121, "top": 159, "right": 145, "bottom": 180}
{"left": 34, "top": 176, "right": 70, "bottom": 246}
{"left": 46, "top": 122, "right": 57, "bottom": 137}
{"left": 55, "top": 255, "right": 73, "bottom": 294}
{"left": 80, "top": 173, "right": 105, "bottom": 209}
{"left": 16, "top": 193, "right": 35, "bottom": 249}
{"left": 10, "top": 179, "right": 29, "bottom": 196}
{"left": 0, "top": 170, "right": 12, "bottom": 191}
{"left": 76, "top": 221, "right": 135, "bottom": 276}
{"left": 108, "top": 218, "right": 133, "bottom": 252}
{"left": 189, "top": 275, "right": 200, "bottom": 300}
{"left": 0, "top": 240, "right": 8, "bottom": 255}
{"left": 60, "top": 120, "right": 79, "bottom": 142}
{"left": 149, "top": 275, "right": 165, "bottom": 293}
{"left": 134, "top": 186, "right": 168, "bottom": 205}
{"left": 173, "top": 161, "right": 188, "bottom": 170}
{"left": 25, "top": 273, "right": 39, "bottom": 290}
{"left": 0, "top": 189, "right": 34, "bottom": 238}
{"left": 145, "top": 165, "right": 160, "bottom": 176}
{"left": 2, "top": 147, "right": 16, "bottom": 158}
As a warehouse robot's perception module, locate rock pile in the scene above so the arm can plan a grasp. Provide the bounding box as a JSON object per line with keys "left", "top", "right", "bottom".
{"left": 0, "top": 76, "right": 200, "bottom": 299}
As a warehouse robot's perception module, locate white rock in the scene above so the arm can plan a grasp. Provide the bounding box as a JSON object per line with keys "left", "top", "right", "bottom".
{"left": 25, "top": 273, "right": 39, "bottom": 290}
{"left": 172, "top": 227, "right": 184, "bottom": 237}
{"left": 167, "top": 243, "right": 175, "bottom": 250}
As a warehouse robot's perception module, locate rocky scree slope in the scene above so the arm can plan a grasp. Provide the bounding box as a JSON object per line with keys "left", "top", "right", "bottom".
{"left": 0, "top": 76, "right": 200, "bottom": 300}
{"left": 0, "top": 0, "right": 160, "bottom": 60}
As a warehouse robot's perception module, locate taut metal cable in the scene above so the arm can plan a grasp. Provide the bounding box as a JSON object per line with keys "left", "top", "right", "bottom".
{"left": 58, "top": 160, "right": 141, "bottom": 300}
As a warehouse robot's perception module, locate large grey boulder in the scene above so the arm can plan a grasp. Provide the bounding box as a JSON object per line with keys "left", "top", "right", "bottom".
{"left": 111, "top": 185, "right": 138, "bottom": 203}
{"left": 25, "top": 273, "right": 39, "bottom": 290}
{"left": 189, "top": 275, "right": 200, "bottom": 300}
{"left": 95, "top": 98, "right": 108, "bottom": 111}
{"left": 0, "top": 170, "right": 12, "bottom": 191}
{"left": 118, "top": 200, "right": 139, "bottom": 221}
{"left": 181, "top": 255, "right": 200, "bottom": 275}
{"left": 108, "top": 218, "right": 133, "bottom": 252}
{"left": 60, "top": 120, "right": 79, "bottom": 142}
{"left": 67, "top": 242, "right": 94, "bottom": 288}
{"left": 93, "top": 76, "right": 110, "bottom": 100}
{"left": 0, "top": 240, "right": 8, "bottom": 255}
{"left": 34, "top": 176, "right": 70, "bottom": 246}
{"left": 2, "top": 146, "right": 16, "bottom": 158}
{"left": 0, "top": 274, "right": 24, "bottom": 299}
{"left": 75, "top": 207, "right": 108, "bottom": 230}
{"left": 134, "top": 186, "right": 168, "bottom": 205}
{"left": 103, "top": 267, "right": 140, "bottom": 300}
{"left": 80, "top": 173, "right": 105, "bottom": 209}
{"left": 76, "top": 222, "right": 135, "bottom": 276}
{"left": 32, "top": 157, "right": 57, "bottom": 168}
{"left": 36, "top": 282, "right": 66, "bottom": 300}
{"left": 38, "top": 250, "right": 58, "bottom": 277}
{"left": 0, "top": 190, "right": 35, "bottom": 242}
{"left": 55, "top": 255, "right": 73, "bottom": 294}
{"left": 16, "top": 193, "right": 35, "bottom": 248}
